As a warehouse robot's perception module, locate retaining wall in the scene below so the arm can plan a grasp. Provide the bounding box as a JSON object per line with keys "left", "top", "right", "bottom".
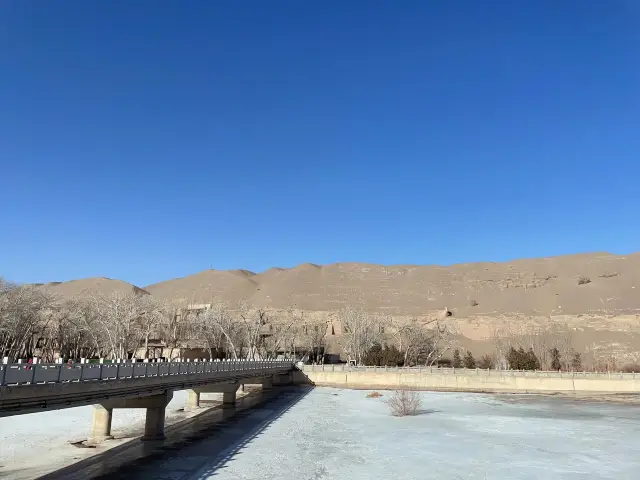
{"left": 296, "top": 366, "right": 640, "bottom": 394}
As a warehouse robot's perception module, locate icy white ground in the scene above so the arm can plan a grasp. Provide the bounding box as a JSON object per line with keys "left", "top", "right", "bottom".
{"left": 0, "top": 390, "right": 217, "bottom": 477}
{"left": 3, "top": 388, "right": 640, "bottom": 480}
{"left": 188, "top": 388, "right": 640, "bottom": 480}
{"left": 0, "top": 390, "right": 187, "bottom": 459}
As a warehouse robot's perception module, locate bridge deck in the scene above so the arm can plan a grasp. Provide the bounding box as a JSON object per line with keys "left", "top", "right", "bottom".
{"left": 0, "top": 360, "right": 293, "bottom": 416}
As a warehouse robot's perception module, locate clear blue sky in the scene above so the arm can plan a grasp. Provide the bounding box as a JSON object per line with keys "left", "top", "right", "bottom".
{"left": 1, "top": 1, "right": 638, "bottom": 286}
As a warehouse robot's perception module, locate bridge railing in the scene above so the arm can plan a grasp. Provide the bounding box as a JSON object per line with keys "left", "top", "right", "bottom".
{"left": 0, "top": 359, "right": 294, "bottom": 387}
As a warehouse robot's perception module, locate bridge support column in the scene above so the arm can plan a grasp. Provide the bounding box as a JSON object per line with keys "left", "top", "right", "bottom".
{"left": 222, "top": 391, "right": 236, "bottom": 409}
{"left": 186, "top": 389, "right": 200, "bottom": 410}
{"left": 141, "top": 391, "right": 173, "bottom": 441}
{"left": 88, "top": 405, "right": 113, "bottom": 444}
{"left": 100, "top": 390, "right": 173, "bottom": 442}
{"left": 192, "top": 382, "right": 239, "bottom": 409}
{"left": 261, "top": 377, "right": 273, "bottom": 390}
{"left": 144, "top": 405, "right": 166, "bottom": 441}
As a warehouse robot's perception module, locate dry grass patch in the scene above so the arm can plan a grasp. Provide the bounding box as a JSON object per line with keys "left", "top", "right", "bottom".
{"left": 366, "top": 391, "right": 384, "bottom": 398}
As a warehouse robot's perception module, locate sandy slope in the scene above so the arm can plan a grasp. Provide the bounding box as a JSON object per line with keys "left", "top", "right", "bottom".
{"left": 41, "top": 252, "right": 640, "bottom": 317}
{"left": 39, "top": 277, "right": 149, "bottom": 297}
{"left": 32, "top": 252, "right": 640, "bottom": 361}
{"left": 143, "top": 252, "right": 640, "bottom": 316}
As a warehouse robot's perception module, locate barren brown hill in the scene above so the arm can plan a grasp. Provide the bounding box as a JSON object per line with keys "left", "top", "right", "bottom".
{"left": 39, "top": 277, "right": 149, "bottom": 298}
{"left": 146, "top": 252, "right": 640, "bottom": 316}
{"left": 15, "top": 251, "right": 640, "bottom": 364}
{"left": 144, "top": 269, "right": 258, "bottom": 305}
{"left": 142, "top": 252, "right": 640, "bottom": 364}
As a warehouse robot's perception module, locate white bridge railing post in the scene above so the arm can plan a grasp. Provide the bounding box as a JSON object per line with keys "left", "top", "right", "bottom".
{"left": 1, "top": 350, "right": 293, "bottom": 387}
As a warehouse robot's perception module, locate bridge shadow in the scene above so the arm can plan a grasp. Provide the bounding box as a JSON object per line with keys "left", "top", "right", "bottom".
{"left": 38, "top": 385, "right": 314, "bottom": 480}
{"left": 190, "top": 386, "right": 314, "bottom": 478}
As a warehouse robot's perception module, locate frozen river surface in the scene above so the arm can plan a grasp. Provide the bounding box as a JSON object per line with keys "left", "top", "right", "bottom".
{"left": 113, "top": 387, "right": 640, "bottom": 480}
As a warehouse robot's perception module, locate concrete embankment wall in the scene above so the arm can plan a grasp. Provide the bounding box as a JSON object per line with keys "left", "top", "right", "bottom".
{"left": 295, "top": 366, "right": 640, "bottom": 394}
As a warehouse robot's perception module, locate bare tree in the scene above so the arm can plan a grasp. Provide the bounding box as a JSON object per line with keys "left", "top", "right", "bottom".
{"left": 193, "top": 307, "right": 223, "bottom": 360}
{"left": 394, "top": 319, "right": 423, "bottom": 366}
{"left": 0, "top": 280, "right": 101, "bottom": 363}
{"left": 135, "top": 295, "right": 171, "bottom": 359}
{"left": 87, "top": 292, "right": 144, "bottom": 360}
{"left": 199, "top": 301, "right": 242, "bottom": 359}
{"left": 418, "top": 321, "right": 456, "bottom": 366}
{"left": 492, "top": 326, "right": 512, "bottom": 370}
{"left": 237, "top": 302, "right": 269, "bottom": 360}
{"left": 0, "top": 280, "right": 60, "bottom": 361}
{"left": 299, "top": 316, "right": 327, "bottom": 363}
{"left": 260, "top": 310, "right": 296, "bottom": 359}
{"left": 157, "top": 301, "right": 194, "bottom": 360}
{"left": 281, "top": 307, "right": 304, "bottom": 359}
{"left": 41, "top": 296, "right": 99, "bottom": 361}
{"left": 337, "top": 306, "right": 383, "bottom": 365}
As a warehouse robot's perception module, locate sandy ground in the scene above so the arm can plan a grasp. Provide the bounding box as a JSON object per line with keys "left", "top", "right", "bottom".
{"left": 0, "top": 390, "right": 246, "bottom": 479}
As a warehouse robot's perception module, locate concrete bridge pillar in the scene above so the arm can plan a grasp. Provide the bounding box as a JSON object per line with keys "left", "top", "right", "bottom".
{"left": 144, "top": 405, "right": 167, "bottom": 441}
{"left": 141, "top": 391, "right": 173, "bottom": 441}
{"left": 186, "top": 389, "right": 200, "bottom": 410}
{"left": 190, "top": 382, "right": 239, "bottom": 409}
{"left": 97, "top": 390, "right": 173, "bottom": 442}
{"left": 222, "top": 391, "right": 236, "bottom": 409}
{"left": 261, "top": 377, "right": 273, "bottom": 390}
{"left": 88, "top": 405, "right": 113, "bottom": 444}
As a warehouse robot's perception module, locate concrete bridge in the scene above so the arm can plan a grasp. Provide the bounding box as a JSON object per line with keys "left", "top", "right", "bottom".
{"left": 0, "top": 359, "right": 294, "bottom": 443}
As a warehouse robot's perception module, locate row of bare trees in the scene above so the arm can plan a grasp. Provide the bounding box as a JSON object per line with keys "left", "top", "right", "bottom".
{"left": 0, "top": 278, "right": 174, "bottom": 361}
{"left": 185, "top": 302, "right": 324, "bottom": 361}
{"left": 0, "top": 279, "right": 59, "bottom": 361}
{"left": 336, "top": 306, "right": 456, "bottom": 366}
{"left": 336, "top": 308, "right": 626, "bottom": 372}
{"left": 1, "top": 276, "right": 456, "bottom": 365}
{"left": 0, "top": 278, "right": 328, "bottom": 363}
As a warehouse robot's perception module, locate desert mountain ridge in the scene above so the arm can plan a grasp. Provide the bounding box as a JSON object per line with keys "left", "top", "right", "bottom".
{"left": 32, "top": 251, "right": 640, "bottom": 317}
